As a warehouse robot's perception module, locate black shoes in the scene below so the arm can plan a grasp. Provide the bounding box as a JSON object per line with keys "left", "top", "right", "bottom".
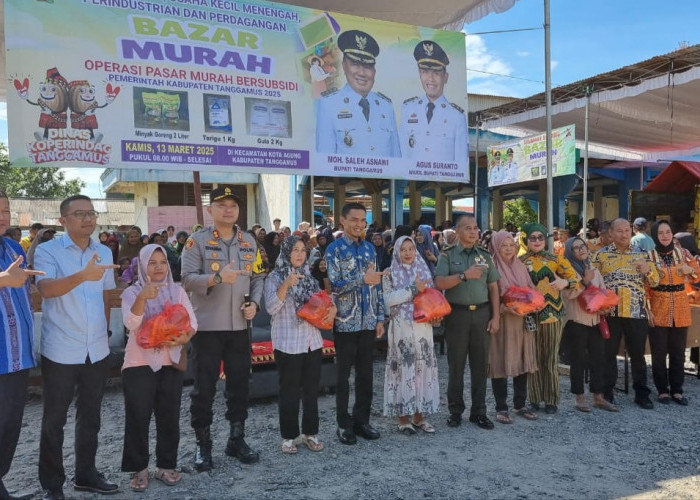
{"left": 468, "top": 415, "right": 494, "bottom": 430}
{"left": 635, "top": 396, "right": 654, "bottom": 410}
{"left": 73, "top": 472, "right": 119, "bottom": 495}
{"left": 446, "top": 413, "right": 462, "bottom": 427}
{"left": 194, "top": 426, "right": 214, "bottom": 472}
{"left": 354, "top": 423, "right": 381, "bottom": 440}
{"left": 336, "top": 426, "right": 357, "bottom": 445}
{"left": 225, "top": 422, "right": 260, "bottom": 464}
{"left": 544, "top": 404, "right": 558, "bottom": 415}
{"left": 41, "top": 490, "right": 64, "bottom": 500}
{"left": 672, "top": 395, "right": 689, "bottom": 406}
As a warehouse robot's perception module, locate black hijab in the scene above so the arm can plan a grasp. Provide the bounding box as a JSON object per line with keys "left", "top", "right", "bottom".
{"left": 263, "top": 231, "right": 281, "bottom": 265}
{"left": 650, "top": 220, "right": 674, "bottom": 253}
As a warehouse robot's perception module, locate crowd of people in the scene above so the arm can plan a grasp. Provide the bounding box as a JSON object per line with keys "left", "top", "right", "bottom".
{"left": 1, "top": 187, "right": 698, "bottom": 499}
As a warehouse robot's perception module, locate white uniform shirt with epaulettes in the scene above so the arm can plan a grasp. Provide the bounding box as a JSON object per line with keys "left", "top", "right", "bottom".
{"left": 400, "top": 94, "right": 467, "bottom": 163}
{"left": 181, "top": 226, "right": 265, "bottom": 332}
{"left": 315, "top": 84, "right": 401, "bottom": 157}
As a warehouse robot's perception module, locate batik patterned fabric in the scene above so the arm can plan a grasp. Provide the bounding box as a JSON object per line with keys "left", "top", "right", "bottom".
{"left": 519, "top": 251, "right": 579, "bottom": 324}
{"left": 591, "top": 243, "right": 659, "bottom": 320}
{"left": 647, "top": 247, "right": 692, "bottom": 327}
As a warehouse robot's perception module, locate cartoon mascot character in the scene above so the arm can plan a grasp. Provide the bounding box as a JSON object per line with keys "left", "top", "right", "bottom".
{"left": 14, "top": 68, "right": 69, "bottom": 141}
{"left": 67, "top": 80, "right": 120, "bottom": 142}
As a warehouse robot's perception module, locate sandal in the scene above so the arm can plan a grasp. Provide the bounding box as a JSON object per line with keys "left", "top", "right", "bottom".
{"left": 281, "top": 438, "right": 298, "bottom": 454}
{"left": 397, "top": 423, "right": 417, "bottom": 435}
{"left": 514, "top": 407, "right": 538, "bottom": 420}
{"left": 672, "top": 394, "right": 689, "bottom": 406}
{"left": 154, "top": 468, "right": 181, "bottom": 486}
{"left": 299, "top": 434, "right": 324, "bottom": 452}
{"left": 593, "top": 400, "right": 619, "bottom": 412}
{"left": 496, "top": 411, "right": 513, "bottom": 424}
{"left": 411, "top": 419, "right": 436, "bottom": 433}
{"left": 129, "top": 469, "right": 149, "bottom": 492}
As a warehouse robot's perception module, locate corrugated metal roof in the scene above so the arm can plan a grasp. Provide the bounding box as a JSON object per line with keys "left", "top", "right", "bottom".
{"left": 9, "top": 198, "right": 135, "bottom": 228}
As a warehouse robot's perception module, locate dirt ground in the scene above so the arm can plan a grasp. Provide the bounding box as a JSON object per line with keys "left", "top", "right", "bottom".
{"left": 4, "top": 351, "right": 700, "bottom": 500}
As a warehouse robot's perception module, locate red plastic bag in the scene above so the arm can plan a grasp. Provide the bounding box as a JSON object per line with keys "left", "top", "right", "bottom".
{"left": 577, "top": 285, "right": 619, "bottom": 314}
{"left": 502, "top": 286, "right": 545, "bottom": 315}
{"left": 413, "top": 288, "right": 452, "bottom": 323}
{"left": 136, "top": 302, "right": 191, "bottom": 349}
{"left": 598, "top": 315, "right": 611, "bottom": 339}
{"left": 297, "top": 290, "right": 334, "bottom": 330}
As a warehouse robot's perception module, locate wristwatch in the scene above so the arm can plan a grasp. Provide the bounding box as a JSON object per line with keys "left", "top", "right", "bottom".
{"left": 213, "top": 272, "right": 222, "bottom": 285}
{"left": 458, "top": 272, "right": 467, "bottom": 281}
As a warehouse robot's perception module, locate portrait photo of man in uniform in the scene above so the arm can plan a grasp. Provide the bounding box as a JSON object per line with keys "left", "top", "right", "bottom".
{"left": 400, "top": 40, "right": 468, "bottom": 164}
{"left": 315, "top": 29, "right": 401, "bottom": 157}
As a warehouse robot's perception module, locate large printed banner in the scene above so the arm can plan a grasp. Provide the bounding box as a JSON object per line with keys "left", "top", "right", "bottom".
{"left": 5, "top": 0, "right": 469, "bottom": 182}
{"left": 486, "top": 125, "right": 576, "bottom": 187}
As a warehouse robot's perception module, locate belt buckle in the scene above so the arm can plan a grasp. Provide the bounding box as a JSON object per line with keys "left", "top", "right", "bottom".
{"left": 468, "top": 305, "right": 477, "bottom": 311}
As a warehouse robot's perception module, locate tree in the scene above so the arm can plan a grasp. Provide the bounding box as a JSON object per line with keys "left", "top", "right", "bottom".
{"left": 503, "top": 197, "right": 538, "bottom": 230}
{"left": 402, "top": 196, "right": 436, "bottom": 208}
{"left": 0, "top": 144, "right": 85, "bottom": 197}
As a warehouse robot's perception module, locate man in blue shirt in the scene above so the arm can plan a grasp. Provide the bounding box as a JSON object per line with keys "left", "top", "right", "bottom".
{"left": 35, "top": 195, "right": 119, "bottom": 500}
{"left": 326, "top": 203, "right": 385, "bottom": 445}
{"left": 0, "top": 191, "right": 44, "bottom": 500}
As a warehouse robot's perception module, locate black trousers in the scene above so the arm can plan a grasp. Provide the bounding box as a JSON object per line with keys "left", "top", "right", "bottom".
{"left": 0, "top": 369, "right": 29, "bottom": 481}
{"left": 333, "top": 330, "right": 375, "bottom": 429}
{"left": 568, "top": 321, "right": 606, "bottom": 395}
{"left": 603, "top": 317, "right": 650, "bottom": 399}
{"left": 649, "top": 326, "right": 687, "bottom": 395}
{"left": 39, "top": 355, "right": 109, "bottom": 490}
{"left": 444, "top": 306, "right": 490, "bottom": 417}
{"left": 491, "top": 373, "right": 527, "bottom": 412}
{"left": 121, "top": 366, "right": 184, "bottom": 472}
{"left": 190, "top": 330, "right": 250, "bottom": 429}
{"left": 275, "top": 349, "right": 322, "bottom": 439}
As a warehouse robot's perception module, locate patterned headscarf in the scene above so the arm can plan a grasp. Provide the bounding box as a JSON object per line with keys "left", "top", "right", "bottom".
{"left": 520, "top": 222, "right": 549, "bottom": 255}
{"left": 270, "top": 235, "right": 320, "bottom": 310}
{"left": 389, "top": 236, "right": 434, "bottom": 322}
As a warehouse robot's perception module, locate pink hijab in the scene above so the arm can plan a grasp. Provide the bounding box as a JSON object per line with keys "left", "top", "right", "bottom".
{"left": 488, "top": 230, "right": 535, "bottom": 295}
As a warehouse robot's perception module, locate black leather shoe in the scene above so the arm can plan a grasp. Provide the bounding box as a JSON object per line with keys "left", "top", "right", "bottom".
{"left": 42, "top": 490, "right": 65, "bottom": 500}
{"left": 469, "top": 415, "right": 494, "bottom": 430}
{"left": 544, "top": 404, "right": 558, "bottom": 414}
{"left": 225, "top": 422, "right": 260, "bottom": 464}
{"left": 635, "top": 396, "right": 654, "bottom": 410}
{"left": 657, "top": 395, "right": 672, "bottom": 405}
{"left": 446, "top": 413, "right": 462, "bottom": 427}
{"left": 354, "top": 423, "right": 380, "bottom": 440}
{"left": 336, "top": 426, "right": 357, "bottom": 445}
{"left": 73, "top": 472, "right": 118, "bottom": 494}
{"left": 529, "top": 403, "right": 541, "bottom": 412}
{"left": 672, "top": 395, "right": 689, "bottom": 406}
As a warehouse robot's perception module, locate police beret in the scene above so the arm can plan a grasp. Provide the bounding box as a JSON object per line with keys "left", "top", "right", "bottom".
{"left": 210, "top": 185, "right": 242, "bottom": 204}
{"left": 338, "top": 30, "right": 380, "bottom": 65}
{"left": 414, "top": 40, "right": 449, "bottom": 70}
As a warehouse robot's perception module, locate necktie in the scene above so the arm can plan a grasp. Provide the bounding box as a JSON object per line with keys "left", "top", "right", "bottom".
{"left": 359, "top": 97, "right": 370, "bottom": 121}
{"left": 426, "top": 102, "right": 435, "bottom": 124}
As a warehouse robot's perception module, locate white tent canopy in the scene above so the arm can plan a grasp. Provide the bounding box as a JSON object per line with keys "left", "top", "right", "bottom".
{"left": 479, "top": 44, "right": 700, "bottom": 162}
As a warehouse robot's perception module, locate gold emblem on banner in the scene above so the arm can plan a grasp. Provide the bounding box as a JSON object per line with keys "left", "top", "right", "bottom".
{"left": 408, "top": 134, "right": 415, "bottom": 148}
{"left": 344, "top": 131, "right": 353, "bottom": 147}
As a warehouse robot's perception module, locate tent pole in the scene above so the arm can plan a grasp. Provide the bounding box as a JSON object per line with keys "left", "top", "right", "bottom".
{"left": 582, "top": 89, "right": 590, "bottom": 239}
{"left": 390, "top": 179, "right": 396, "bottom": 228}
{"left": 544, "top": 0, "right": 553, "bottom": 244}
{"left": 474, "top": 115, "right": 480, "bottom": 220}
{"left": 309, "top": 175, "right": 315, "bottom": 226}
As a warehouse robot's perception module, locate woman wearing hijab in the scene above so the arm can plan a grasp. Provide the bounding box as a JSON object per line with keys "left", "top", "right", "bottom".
{"left": 647, "top": 221, "right": 695, "bottom": 406}
{"left": 173, "top": 231, "right": 189, "bottom": 256}
{"left": 264, "top": 235, "right": 337, "bottom": 454}
{"left": 519, "top": 222, "right": 579, "bottom": 414}
{"left": 120, "top": 244, "right": 197, "bottom": 492}
{"left": 25, "top": 228, "right": 56, "bottom": 269}
{"left": 119, "top": 226, "right": 145, "bottom": 262}
{"left": 104, "top": 234, "right": 120, "bottom": 264}
{"left": 370, "top": 232, "right": 391, "bottom": 271}
{"left": 562, "top": 237, "right": 618, "bottom": 412}
{"left": 311, "top": 258, "right": 330, "bottom": 292}
{"left": 487, "top": 230, "right": 538, "bottom": 423}
{"left": 120, "top": 257, "right": 139, "bottom": 287}
{"left": 442, "top": 228, "right": 457, "bottom": 249}
{"left": 308, "top": 228, "right": 332, "bottom": 267}
{"left": 254, "top": 228, "right": 270, "bottom": 269}
{"left": 414, "top": 226, "right": 439, "bottom": 275}
{"left": 263, "top": 231, "right": 281, "bottom": 270}
{"left": 382, "top": 236, "right": 440, "bottom": 434}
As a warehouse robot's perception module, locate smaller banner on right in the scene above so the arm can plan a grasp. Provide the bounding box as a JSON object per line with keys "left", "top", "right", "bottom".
{"left": 487, "top": 124, "right": 576, "bottom": 187}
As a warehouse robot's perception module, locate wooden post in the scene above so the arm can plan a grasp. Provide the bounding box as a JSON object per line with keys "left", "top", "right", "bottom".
{"left": 193, "top": 171, "right": 203, "bottom": 226}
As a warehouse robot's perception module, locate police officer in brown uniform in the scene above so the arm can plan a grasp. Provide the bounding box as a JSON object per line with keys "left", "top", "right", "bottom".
{"left": 181, "top": 186, "right": 265, "bottom": 471}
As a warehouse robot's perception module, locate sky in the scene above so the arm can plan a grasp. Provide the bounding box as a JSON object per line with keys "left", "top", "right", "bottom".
{"left": 2, "top": 0, "right": 700, "bottom": 198}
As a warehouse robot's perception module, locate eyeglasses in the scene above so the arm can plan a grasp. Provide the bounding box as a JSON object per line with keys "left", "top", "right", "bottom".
{"left": 571, "top": 244, "right": 587, "bottom": 252}
{"left": 527, "top": 235, "right": 545, "bottom": 242}
{"left": 68, "top": 210, "right": 99, "bottom": 220}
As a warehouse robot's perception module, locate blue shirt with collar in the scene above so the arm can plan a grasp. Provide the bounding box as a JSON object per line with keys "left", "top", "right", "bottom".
{"left": 325, "top": 233, "right": 384, "bottom": 332}
{"left": 34, "top": 233, "right": 116, "bottom": 364}
{"left": 0, "top": 237, "right": 35, "bottom": 374}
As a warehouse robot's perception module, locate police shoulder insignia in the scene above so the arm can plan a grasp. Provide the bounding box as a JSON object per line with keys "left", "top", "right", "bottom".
{"left": 185, "top": 237, "right": 195, "bottom": 250}
{"left": 376, "top": 92, "right": 392, "bottom": 103}
{"left": 403, "top": 96, "right": 418, "bottom": 104}
{"left": 450, "top": 102, "right": 465, "bottom": 114}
